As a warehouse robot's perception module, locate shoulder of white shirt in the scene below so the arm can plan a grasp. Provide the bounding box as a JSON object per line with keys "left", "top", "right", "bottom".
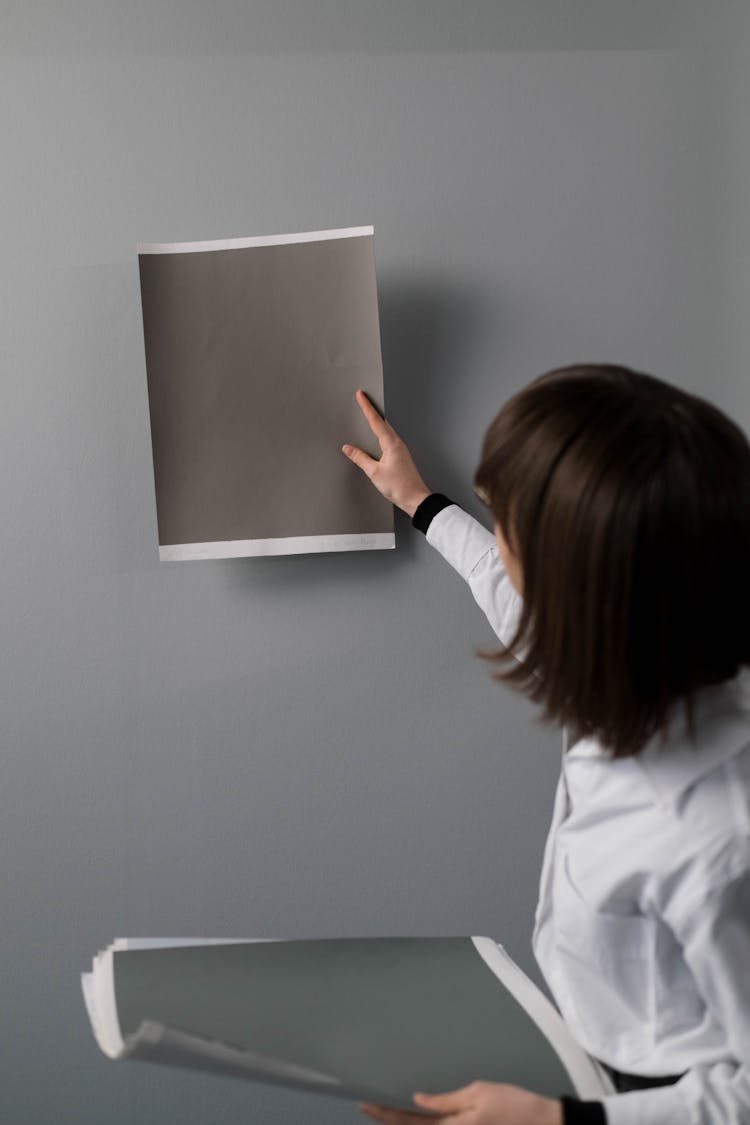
{"left": 567, "top": 668, "right": 750, "bottom": 811}
{"left": 635, "top": 669, "right": 749, "bottom": 808}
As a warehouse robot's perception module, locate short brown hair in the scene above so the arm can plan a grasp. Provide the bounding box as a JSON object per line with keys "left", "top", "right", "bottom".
{"left": 474, "top": 364, "right": 750, "bottom": 758}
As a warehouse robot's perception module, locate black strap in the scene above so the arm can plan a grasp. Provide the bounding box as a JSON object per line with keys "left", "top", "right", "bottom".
{"left": 412, "top": 493, "right": 455, "bottom": 534}
{"left": 601, "top": 1062, "right": 686, "bottom": 1093}
{"left": 559, "top": 1063, "right": 686, "bottom": 1122}
{"left": 560, "top": 1096, "right": 606, "bottom": 1124}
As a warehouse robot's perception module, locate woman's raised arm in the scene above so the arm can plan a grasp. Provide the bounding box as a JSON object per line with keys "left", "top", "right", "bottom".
{"left": 342, "top": 392, "right": 524, "bottom": 658}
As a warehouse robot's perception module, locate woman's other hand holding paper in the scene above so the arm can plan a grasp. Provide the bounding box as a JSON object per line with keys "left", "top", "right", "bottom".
{"left": 358, "top": 1080, "right": 563, "bottom": 1125}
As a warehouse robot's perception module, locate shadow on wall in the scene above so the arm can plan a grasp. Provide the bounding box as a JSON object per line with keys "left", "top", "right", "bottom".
{"left": 377, "top": 271, "right": 501, "bottom": 486}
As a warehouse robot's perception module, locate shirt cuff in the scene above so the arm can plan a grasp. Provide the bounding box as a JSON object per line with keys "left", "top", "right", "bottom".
{"left": 411, "top": 493, "right": 456, "bottom": 534}
{"left": 560, "top": 1097, "right": 607, "bottom": 1125}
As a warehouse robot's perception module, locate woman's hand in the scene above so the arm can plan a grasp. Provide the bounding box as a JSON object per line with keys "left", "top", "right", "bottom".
{"left": 358, "top": 1080, "right": 563, "bottom": 1125}
{"left": 342, "top": 390, "right": 432, "bottom": 517}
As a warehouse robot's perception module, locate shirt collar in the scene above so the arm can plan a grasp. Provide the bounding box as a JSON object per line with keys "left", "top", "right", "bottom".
{"left": 565, "top": 670, "right": 750, "bottom": 807}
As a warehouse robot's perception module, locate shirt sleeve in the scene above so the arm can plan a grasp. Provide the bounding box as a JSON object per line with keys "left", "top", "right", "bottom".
{"left": 416, "top": 501, "right": 525, "bottom": 655}
{"left": 601, "top": 863, "right": 750, "bottom": 1124}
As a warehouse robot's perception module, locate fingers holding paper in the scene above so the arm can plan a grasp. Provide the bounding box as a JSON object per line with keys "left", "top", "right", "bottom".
{"left": 342, "top": 390, "right": 431, "bottom": 517}
{"left": 358, "top": 1081, "right": 563, "bottom": 1125}
{"left": 358, "top": 1104, "right": 442, "bottom": 1124}
{"left": 359, "top": 1085, "right": 470, "bottom": 1125}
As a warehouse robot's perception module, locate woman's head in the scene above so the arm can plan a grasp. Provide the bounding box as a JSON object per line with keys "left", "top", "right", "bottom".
{"left": 474, "top": 363, "right": 750, "bottom": 758}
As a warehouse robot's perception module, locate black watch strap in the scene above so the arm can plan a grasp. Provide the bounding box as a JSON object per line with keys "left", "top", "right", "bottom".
{"left": 412, "top": 493, "right": 455, "bottom": 534}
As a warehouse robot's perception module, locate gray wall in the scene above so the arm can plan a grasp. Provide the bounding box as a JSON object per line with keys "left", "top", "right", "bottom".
{"left": 2, "top": 3, "right": 748, "bottom": 1123}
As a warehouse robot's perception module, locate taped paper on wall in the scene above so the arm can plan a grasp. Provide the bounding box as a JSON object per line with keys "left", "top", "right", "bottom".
{"left": 137, "top": 226, "right": 394, "bottom": 561}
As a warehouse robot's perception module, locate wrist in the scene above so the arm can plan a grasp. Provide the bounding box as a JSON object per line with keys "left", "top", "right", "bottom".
{"left": 402, "top": 487, "right": 432, "bottom": 519}
{"left": 542, "top": 1097, "right": 564, "bottom": 1125}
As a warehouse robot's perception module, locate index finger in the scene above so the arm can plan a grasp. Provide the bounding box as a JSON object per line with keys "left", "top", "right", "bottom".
{"left": 355, "top": 389, "right": 400, "bottom": 446}
{"left": 358, "top": 1105, "right": 442, "bottom": 1123}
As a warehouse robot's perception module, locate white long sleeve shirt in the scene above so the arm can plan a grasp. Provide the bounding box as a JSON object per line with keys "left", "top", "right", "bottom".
{"left": 424, "top": 503, "right": 750, "bottom": 1125}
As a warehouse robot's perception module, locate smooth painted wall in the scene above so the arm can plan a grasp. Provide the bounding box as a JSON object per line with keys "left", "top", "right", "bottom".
{"left": 2, "top": 3, "right": 748, "bottom": 1122}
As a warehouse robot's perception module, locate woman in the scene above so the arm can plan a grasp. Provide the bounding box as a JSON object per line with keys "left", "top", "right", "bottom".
{"left": 342, "top": 365, "right": 750, "bottom": 1125}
